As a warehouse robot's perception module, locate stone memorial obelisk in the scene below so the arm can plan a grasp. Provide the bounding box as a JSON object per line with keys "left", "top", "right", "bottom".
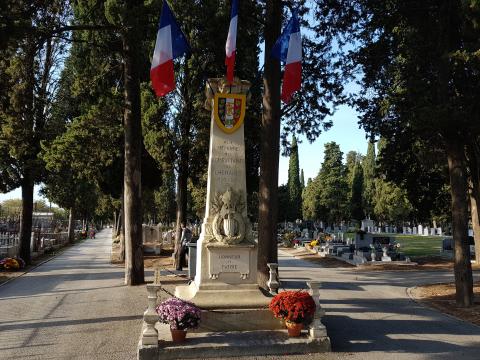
{"left": 175, "top": 77, "right": 272, "bottom": 316}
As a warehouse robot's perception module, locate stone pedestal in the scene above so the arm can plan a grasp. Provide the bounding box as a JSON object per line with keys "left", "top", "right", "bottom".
{"left": 175, "top": 78, "right": 270, "bottom": 314}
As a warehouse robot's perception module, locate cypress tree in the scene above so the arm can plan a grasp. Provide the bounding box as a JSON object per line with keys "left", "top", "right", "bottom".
{"left": 287, "top": 136, "right": 302, "bottom": 221}
{"left": 362, "top": 140, "right": 376, "bottom": 219}
{"left": 300, "top": 169, "right": 305, "bottom": 191}
{"left": 350, "top": 162, "right": 364, "bottom": 221}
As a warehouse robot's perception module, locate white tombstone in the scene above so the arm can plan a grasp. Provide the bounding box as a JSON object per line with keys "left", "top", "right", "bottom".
{"left": 381, "top": 247, "right": 392, "bottom": 262}
{"left": 423, "top": 227, "right": 429, "bottom": 236}
{"left": 418, "top": 225, "right": 423, "bottom": 235}
{"left": 437, "top": 227, "right": 442, "bottom": 236}
{"left": 430, "top": 228, "right": 436, "bottom": 236}
{"left": 361, "top": 219, "right": 374, "bottom": 231}
{"left": 412, "top": 226, "right": 417, "bottom": 235}
{"left": 302, "top": 228, "right": 309, "bottom": 238}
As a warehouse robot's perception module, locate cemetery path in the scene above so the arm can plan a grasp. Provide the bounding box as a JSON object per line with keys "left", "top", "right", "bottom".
{"left": 0, "top": 228, "right": 146, "bottom": 360}
{"left": 275, "top": 249, "right": 480, "bottom": 360}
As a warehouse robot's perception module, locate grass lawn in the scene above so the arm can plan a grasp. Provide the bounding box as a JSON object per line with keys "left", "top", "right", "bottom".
{"left": 388, "top": 234, "right": 446, "bottom": 257}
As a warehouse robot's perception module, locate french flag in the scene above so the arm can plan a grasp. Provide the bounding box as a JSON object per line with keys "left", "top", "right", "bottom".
{"left": 150, "top": 1, "right": 190, "bottom": 97}
{"left": 225, "top": 0, "right": 238, "bottom": 83}
{"left": 272, "top": 11, "right": 302, "bottom": 104}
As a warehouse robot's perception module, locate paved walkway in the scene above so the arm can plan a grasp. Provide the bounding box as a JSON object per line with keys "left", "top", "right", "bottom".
{"left": 0, "top": 229, "right": 146, "bottom": 360}
{"left": 272, "top": 249, "right": 480, "bottom": 360}
{"left": 1, "top": 232, "right": 479, "bottom": 360}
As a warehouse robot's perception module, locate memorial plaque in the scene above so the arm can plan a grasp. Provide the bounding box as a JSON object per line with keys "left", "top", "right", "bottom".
{"left": 208, "top": 247, "right": 250, "bottom": 280}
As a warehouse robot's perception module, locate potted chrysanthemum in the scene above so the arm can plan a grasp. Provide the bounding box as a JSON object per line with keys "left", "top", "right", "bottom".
{"left": 269, "top": 290, "right": 316, "bottom": 337}
{"left": 155, "top": 298, "right": 201, "bottom": 342}
{"left": 0, "top": 257, "right": 25, "bottom": 271}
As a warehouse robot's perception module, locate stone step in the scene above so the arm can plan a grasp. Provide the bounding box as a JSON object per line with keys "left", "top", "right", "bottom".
{"left": 138, "top": 329, "right": 330, "bottom": 360}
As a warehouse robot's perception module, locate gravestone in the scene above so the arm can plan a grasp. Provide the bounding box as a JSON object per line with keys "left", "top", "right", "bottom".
{"left": 413, "top": 226, "right": 417, "bottom": 235}
{"left": 175, "top": 78, "right": 270, "bottom": 314}
{"left": 361, "top": 219, "right": 374, "bottom": 231}
{"left": 418, "top": 224, "right": 423, "bottom": 235}
{"left": 423, "top": 227, "right": 429, "bottom": 236}
{"left": 381, "top": 247, "right": 392, "bottom": 262}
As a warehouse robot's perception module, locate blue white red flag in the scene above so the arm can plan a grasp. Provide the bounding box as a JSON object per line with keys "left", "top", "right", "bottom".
{"left": 225, "top": 0, "right": 238, "bottom": 83}
{"left": 271, "top": 11, "right": 302, "bottom": 104}
{"left": 150, "top": 1, "right": 190, "bottom": 97}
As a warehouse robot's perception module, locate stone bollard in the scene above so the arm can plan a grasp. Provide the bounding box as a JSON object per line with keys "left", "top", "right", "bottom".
{"left": 267, "top": 263, "right": 280, "bottom": 294}
{"left": 306, "top": 281, "right": 327, "bottom": 339}
{"left": 141, "top": 269, "right": 162, "bottom": 346}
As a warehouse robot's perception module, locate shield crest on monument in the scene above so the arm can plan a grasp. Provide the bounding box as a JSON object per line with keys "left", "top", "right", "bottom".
{"left": 213, "top": 93, "right": 246, "bottom": 134}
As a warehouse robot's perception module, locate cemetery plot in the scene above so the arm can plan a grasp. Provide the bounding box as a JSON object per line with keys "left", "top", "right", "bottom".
{"left": 392, "top": 235, "right": 444, "bottom": 257}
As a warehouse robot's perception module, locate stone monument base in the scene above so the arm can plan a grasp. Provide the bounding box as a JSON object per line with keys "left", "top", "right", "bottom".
{"left": 137, "top": 327, "right": 331, "bottom": 360}
{"left": 193, "top": 308, "right": 284, "bottom": 332}
{"left": 175, "top": 281, "right": 270, "bottom": 309}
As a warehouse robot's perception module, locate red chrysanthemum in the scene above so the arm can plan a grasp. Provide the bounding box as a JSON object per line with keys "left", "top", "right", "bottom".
{"left": 269, "top": 290, "right": 316, "bottom": 324}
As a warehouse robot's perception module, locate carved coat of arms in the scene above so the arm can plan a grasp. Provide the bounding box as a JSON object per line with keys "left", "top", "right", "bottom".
{"left": 205, "top": 188, "right": 254, "bottom": 245}
{"left": 214, "top": 93, "right": 246, "bottom": 134}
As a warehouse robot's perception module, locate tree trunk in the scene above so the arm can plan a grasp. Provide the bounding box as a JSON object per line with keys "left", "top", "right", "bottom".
{"left": 446, "top": 138, "right": 474, "bottom": 307}
{"left": 67, "top": 207, "right": 75, "bottom": 243}
{"left": 257, "top": 0, "right": 282, "bottom": 290}
{"left": 172, "top": 53, "right": 192, "bottom": 270}
{"left": 470, "top": 194, "right": 480, "bottom": 263}
{"left": 122, "top": 26, "right": 144, "bottom": 285}
{"left": 19, "top": 178, "right": 34, "bottom": 264}
{"left": 118, "top": 193, "right": 125, "bottom": 261}
{"left": 174, "top": 146, "right": 189, "bottom": 269}
{"left": 467, "top": 140, "right": 480, "bottom": 263}
{"left": 113, "top": 210, "right": 117, "bottom": 238}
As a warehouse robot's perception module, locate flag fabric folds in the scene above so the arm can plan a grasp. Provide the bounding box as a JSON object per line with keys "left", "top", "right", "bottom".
{"left": 150, "top": 1, "right": 190, "bottom": 97}
{"left": 225, "top": 0, "right": 239, "bottom": 83}
{"left": 271, "top": 11, "right": 302, "bottom": 104}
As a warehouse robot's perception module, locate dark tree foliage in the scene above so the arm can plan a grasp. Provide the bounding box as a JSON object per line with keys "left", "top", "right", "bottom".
{"left": 350, "top": 162, "right": 364, "bottom": 221}
{"left": 317, "top": 0, "right": 480, "bottom": 306}
{"left": 362, "top": 141, "right": 376, "bottom": 219}
{"left": 287, "top": 135, "right": 302, "bottom": 221}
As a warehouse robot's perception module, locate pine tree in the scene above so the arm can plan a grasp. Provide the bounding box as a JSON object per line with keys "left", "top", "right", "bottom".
{"left": 0, "top": 1, "right": 69, "bottom": 264}
{"left": 302, "top": 177, "right": 321, "bottom": 220}
{"left": 317, "top": 142, "right": 349, "bottom": 225}
{"left": 287, "top": 135, "right": 302, "bottom": 221}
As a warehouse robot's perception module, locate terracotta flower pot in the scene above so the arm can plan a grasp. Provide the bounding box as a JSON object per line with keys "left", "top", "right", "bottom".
{"left": 170, "top": 329, "right": 187, "bottom": 343}
{"left": 285, "top": 321, "right": 303, "bottom": 337}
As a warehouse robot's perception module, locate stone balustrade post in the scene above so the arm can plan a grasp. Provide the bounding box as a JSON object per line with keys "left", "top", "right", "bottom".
{"left": 267, "top": 263, "right": 280, "bottom": 294}
{"left": 306, "top": 281, "right": 327, "bottom": 339}
{"left": 141, "top": 282, "right": 161, "bottom": 346}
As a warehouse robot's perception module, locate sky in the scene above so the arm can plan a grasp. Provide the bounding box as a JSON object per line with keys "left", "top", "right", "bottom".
{"left": 278, "top": 104, "right": 368, "bottom": 185}
{"left": 0, "top": 185, "right": 45, "bottom": 202}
